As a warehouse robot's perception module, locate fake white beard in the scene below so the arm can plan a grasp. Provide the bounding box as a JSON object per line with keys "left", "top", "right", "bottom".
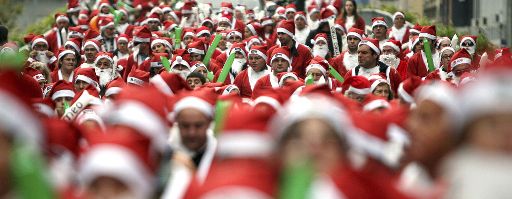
{"left": 225, "top": 42, "right": 233, "bottom": 51}
{"left": 313, "top": 45, "right": 328, "bottom": 58}
{"left": 314, "top": 76, "right": 327, "bottom": 85}
{"left": 172, "top": 69, "right": 190, "bottom": 80}
{"left": 96, "top": 68, "right": 116, "bottom": 86}
{"left": 60, "top": 28, "right": 68, "bottom": 43}
{"left": 379, "top": 54, "right": 400, "bottom": 68}
{"left": 462, "top": 46, "right": 476, "bottom": 56}
{"left": 231, "top": 58, "right": 246, "bottom": 75}
{"left": 36, "top": 51, "right": 50, "bottom": 64}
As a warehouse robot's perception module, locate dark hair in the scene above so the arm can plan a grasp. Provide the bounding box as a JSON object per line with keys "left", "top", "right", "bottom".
{"left": 0, "top": 26, "right": 8, "bottom": 46}
{"left": 342, "top": 0, "right": 359, "bottom": 20}
{"left": 187, "top": 72, "right": 206, "bottom": 84}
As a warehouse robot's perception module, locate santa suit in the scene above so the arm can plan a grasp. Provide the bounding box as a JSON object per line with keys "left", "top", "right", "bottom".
{"left": 329, "top": 50, "right": 358, "bottom": 77}
{"left": 252, "top": 73, "right": 280, "bottom": 97}
{"left": 233, "top": 66, "right": 271, "bottom": 98}
{"left": 344, "top": 61, "right": 402, "bottom": 94}
{"left": 45, "top": 27, "right": 68, "bottom": 55}
{"left": 50, "top": 69, "right": 75, "bottom": 83}
{"left": 123, "top": 50, "right": 149, "bottom": 81}
{"left": 336, "top": 16, "right": 366, "bottom": 31}
{"left": 388, "top": 26, "right": 411, "bottom": 44}
{"left": 267, "top": 42, "right": 313, "bottom": 78}
{"left": 425, "top": 68, "right": 455, "bottom": 84}
{"left": 295, "top": 26, "right": 311, "bottom": 45}
{"left": 407, "top": 50, "right": 440, "bottom": 78}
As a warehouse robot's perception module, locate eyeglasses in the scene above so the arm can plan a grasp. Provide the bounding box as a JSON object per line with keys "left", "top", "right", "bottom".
{"left": 461, "top": 41, "right": 475, "bottom": 47}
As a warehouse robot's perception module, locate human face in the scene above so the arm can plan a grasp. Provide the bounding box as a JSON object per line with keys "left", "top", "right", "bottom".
{"left": 264, "top": 25, "right": 274, "bottom": 34}
{"left": 148, "top": 21, "right": 160, "bottom": 31}
{"left": 218, "top": 36, "right": 227, "bottom": 50}
{"left": 271, "top": 57, "right": 289, "bottom": 74}
{"left": 194, "top": 66, "right": 208, "bottom": 79}
{"left": 310, "top": 12, "right": 320, "bottom": 21}
{"left": 176, "top": 108, "right": 211, "bottom": 152}
{"left": 85, "top": 176, "right": 133, "bottom": 199}
{"left": 439, "top": 40, "right": 451, "bottom": 49}
{"left": 248, "top": 54, "right": 266, "bottom": 72}
{"left": 347, "top": 36, "right": 360, "bottom": 52}
{"left": 372, "top": 25, "right": 387, "bottom": 40}
{"left": 54, "top": 96, "right": 74, "bottom": 117}
{"left": 286, "top": 11, "right": 295, "bottom": 21}
{"left": 60, "top": 54, "right": 77, "bottom": 71}
{"left": 344, "top": 1, "right": 354, "bottom": 16}
{"left": 103, "top": 26, "right": 115, "bottom": 39}
{"left": 440, "top": 51, "right": 454, "bottom": 68}
{"left": 345, "top": 91, "right": 366, "bottom": 102}
{"left": 117, "top": 40, "right": 129, "bottom": 53}
{"left": 382, "top": 46, "right": 398, "bottom": 56}
{"left": 307, "top": 68, "right": 324, "bottom": 81}
{"left": 373, "top": 83, "right": 390, "bottom": 99}
{"left": 452, "top": 63, "right": 470, "bottom": 77}
{"left": 74, "top": 80, "right": 90, "bottom": 93}
{"left": 357, "top": 45, "right": 378, "bottom": 68}
{"left": 190, "top": 53, "right": 203, "bottom": 62}
{"left": 187, "top": 77, "right": 203, "bottom": 89}
{"left": 218, "top": 22, "right": 231, "bottom": 29}
{"left": 465, "top": 113, "right": 512, "bottom": 153}
{"left": 138, "top": 42, "right": 150, "bottom": 56}
{"left": 244, "top": 27, "right": 254, "bottom": 38}
{"left": 33, "top": 42, "right": 49, "bottom": 51}
{"left": 84, "top": 45, "right": 99, "bottom": 62}
{"left": 183, "top": 36, "right": 194, "bottom": 47}
{"left": 228, "top": 35, "right": 242, "bottom": 43}
{"left": 418, "top": 38, "right": 435, "bottom": 51}
{"left": 407, "top": 100, "right": 454, "bottom": 168}
{"left": 294, "top": 17, "right": 306, "bottom": 30}
{"left": 57, "top": 20, "right": 69, "bottom": 29}
{"left": 96, "top": 58, "right": 113, "bottom": 69}
{"left": 277, "top": 32, "right": 292, "bottom": 46}
{"left": 393, "top": 15, "right": 405, "bottom": 28}
{"left": 152, "top": 43, "right": 166, "bottom": 53}
{"left": 172, "top": 64, "right": 189, "bottom": 72}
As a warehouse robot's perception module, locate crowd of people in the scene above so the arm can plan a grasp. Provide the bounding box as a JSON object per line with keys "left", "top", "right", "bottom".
{"left": 0, "top": 0, "right": 512, "bottom": 198}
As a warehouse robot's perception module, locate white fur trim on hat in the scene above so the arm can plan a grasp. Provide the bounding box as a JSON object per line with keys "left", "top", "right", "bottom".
{"left": 65, "top": 40, "right": 80, "bottom": 52}
{"left": 79, "top": 145, "right": 153, "bottom": 199}
{"left": 127, "top": 77, "right": 145, "bottom": 86}
{"left": 31, "top": 38, "right": 48, "bottom": 49}
{"left": 277, "top": 28, "right": 294, "bottom": 38}
{"left": 149, "top": 74, "right": 174, "bottom": 95}
{"left": 440, "top": 47, "right": 455, "bottom": 55}
{"left": 33, "top": 74, "right": 46, "bottom": 82}
{"left": 278, "top": 73, "right": 298, "bottom": 86}
{"left": 359, "top": 40, "right": 380, "bottom": 55}
{"left": 254, "top": 96, "right": 281, "bottom": 111}
{"left": 187, "top": 48, "right": 205, "bottom": 55}
{"left": 363, "top": 99, "right": 390, "bottom": 112}
{"left": 451, "top": 57, "right": 471, "bottom": 68}
{"left": 76, "top": 75, "right": 99, "bottom": 88}
{"left": 58, "top": 50, "right": 76, "bottom": 61}
{"left": 52, "top": 90, "right": 75, "bottom": 100}
{"left": 419, "top": 32, "right": 436, "bottom": 40}
{"left": 183, "top": 31, "right": 195, "bottom": 38}
{"left": 171, "top": 56, "right": 191, "bottom": 69}
{"left": 347, "top": 32, "right": 362, "bottom": 40}
{"left": 294, "top": 13, "right": 306, "bottom": 21}
{"left": 397, "top": 83, "right": 414, "bottom": 104}
{"left": 392, "top": 12, "right": 404, "bottom": 20}
{"left": 261, "top": 19, "right": 273, "bottom": 26}
{"left": 133, "top": 36, "right": 151, "bottom": 43}
{"left": 217, "top": 131, "right": 273, "bottom": 157}
{"left": 83, "top": 41, "right": 101, "bottom": 52}
{"left": 173, "top": 96, "right": 213, "bottom": 118}
{"left": 370, "top": 78, "right": 389, "bottom": 92}
{"left": 270, "top": 53, "right": 291, "bottom": 65}
{"left": 382, "top": 41, "right": 400, "bottom": 53}
{"left": 248, "top": 49, "right": 268, "bottom": 61}
{"left": 306, "top": 64, "right": 327, "bottom": 75}
{"left": 56, "top": 15, "right": 69, "bottom": 23}
{"left": 94, "top": 54, "right": 114, "bottom": 66}
{"left": 460, "top": 37, "right": 476, "bottom": 46}
{"left": 151, "top": 39, "right": 172, "bottom": 50}
{"left": 222, "top": 85, "right": 239, "bottom": 95}
{"left": 372, "top": 20, "right": 387, "bottom": 29}
{"left": 196, "top": 29, "right": 210, "bottom": 37}
{"left": 346, "top": 86, "right": 371, "bottom": 95}
{"left": 227, "top": 31, "right": 243, "bottom": 39}
{"left": 105, "top": 87, "right": 122, "bottom": 97}
{"left": 246, "top": 24, "right": 257, "bottom": 36}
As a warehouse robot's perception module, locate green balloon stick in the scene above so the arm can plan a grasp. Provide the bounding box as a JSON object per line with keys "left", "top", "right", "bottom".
{"left": 174, "top": 27, "right": 183, "bottom": 50}
{"left": 279, "top": 160, "right": 314, "bottom": 199}
{"left": 160, "top": 56, "right": 171, "bottom": 72}
{"left": 202, "top": 34, "right": 222, "bottom": 67}
{"left": 423, "top": 38, "right": 436, "bottom": 72}
{"left": 305, "top": 74, "right": 314, "bottom": 85}
{"left": 329, "top": 65, "right": 345, "bottom": 83}
{"left": 216, "top": 52, "right": 236, "bottom": 83}
{"left": 207, "top": 71, "right": 214, "bottom": 82}
{"left": 213, "top": 100, "right": 231, "bottom": 137}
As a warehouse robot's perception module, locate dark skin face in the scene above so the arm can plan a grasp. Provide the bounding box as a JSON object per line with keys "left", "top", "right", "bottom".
{"left": 277, "top": 32, "right": 293, "bottom": 47}
{"left": 84, "top": 45, "right": 99, "bottom": 63}
{"left": 347, "top": 36, "right": 360, "bottom": 53}
{"left": 357, "top": 45, "right": 379, "bottom": 68}
{"left": 248, "top": 54, "right": 266, "bottom": 72}
{"left": 176, "top": 109, "right": 211, "bottom": 152}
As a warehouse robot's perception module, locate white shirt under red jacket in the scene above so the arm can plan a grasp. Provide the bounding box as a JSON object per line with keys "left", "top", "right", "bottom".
{"left": 252, "top": 73, "right": 280, "bottom": 97}
{"left": 45, "top": 27, "right": 67, "bottom": 55}
{"left": 233, "top": 66, "right": 271, "bottom": 98}
{"left": 407, "top": 50, "right": 441, "bottom": 78}
{"left": 344, "top": 61, "right": 402, "bottom": 94}
{"left": 329, "top": 50, "right": 359, "bottom": 77}
{"left": 389, "top": 25, "right": 411, "bottom": 44}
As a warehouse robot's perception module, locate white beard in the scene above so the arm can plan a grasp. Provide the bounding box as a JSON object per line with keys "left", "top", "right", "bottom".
{"left": 379, "top": 54, "right": 400, "bottom": 68}
{"left": 172, "top": 69, "right": 190, "bottom": 80}
{"left": 314, "top": 76, "right": 327, "bottom": 85}
{"left": 313, "top": 45, "right": 329, "bottom": 58}
{"left": 225, "top": 42, "right": 233, "bottom": 51}
{"left": 462, "top": 46, "right": 476, "bottom": 56}
{"left": 231, "top": 58, "right": 246, "bottom": 75}
{"left": 96, "top": 68, "right": 116, "bottom": 86}
{"left": 36, "top": 51, "right": 50, "bottom": 64}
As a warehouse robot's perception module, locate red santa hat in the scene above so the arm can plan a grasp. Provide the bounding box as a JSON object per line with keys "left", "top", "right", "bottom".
{"left": 127, "top": 69, "right": 150, "bottom": 86}
{"left": 362, "top": 95, "right": 391, "bottom": 112}
{"left": 358, "top": 38, "right": 381, "bottom": 55}
{"left": 55, "top": 13, "right": 69, "bottom": 23}
{"left": 306, "top": 56, "right": 329, "bottom": 76}
{"left": 195, "top": 26, "right": 211, "bottom": 37}
{"left": 392, "top": 11, "right": 405, "bottom": 20}
{"left": 229, "top": 43, "right": 247, "bottom": 58}
{"left": 410, "top": 23, "right": 422, "bottom": 34}
{"left": 347, "top": 27, "right": 365, "bottom": 40}
{"left": 217, "top": 106, "right": 274, "bottom": 157}
{"left": 98, "top": 0, "right": 111, "bottom": 10}
{"left": 82, "top": 39, "right": 101, "bottom": 52}
{"left": 151, "top": 37, "right": 173, "bottom": 50}
{"left": 65, "top": 37, "right": 82, "bottom": 52}
{"left": 342, "top": 76, "right": 371, "bottom": 95}
{"left": 270, "top": 46, "right": 291, "bottom": 66}
{"left": 294, "top": 11, "right": 307, "bottom": 21}
{"left": 150, "top": 71, "right": 192, "bottom": 95}
{"left": 246, "top": 22, "right": 263, "bottom": 37}
{"left": 67, "top": 0, "right": 80, "bottom": 13}
{"left": 104, "top": 77, "right": 126, "bottom": 98}
{"left": 227, "top": 29, "right": 243, "bottom": 40}
{"left": 285, "top": 4, "right": 297, "bottom": 13}
{"left": 449, "top": 48, "right": 472, "bottom": 70}
{"left": 145, "top": 13, "right": 161, "bottom": 24}
{"left": 216, "top": 84, "right": 240, "bottom": 96}
{"left": 276, "top": 20, "right": 295, "bottom": 39}
{"left": 23, "top": 67, "right": 46, "bottom": 83}
{"left": 320, "top": 8, "right": 335, "bottom": 21}
{"left": 68, "top": 26, "right": 84, "bottom": 38}
{"left": 98, "top": 16, "right": 115, "bottom": 32}
{"left": 148, "top": 53, "right": 167, "bottom": 69}
{"left": 182, "top": 28, "right": 196, "bottom": 39}
{"left": 49, "top": 80, "right": 76, "bottom": 101}
{"left": 201, "top": 17, "right": 214, "bottom": 26}
{"left": 245, "top": 36, "right": 263, "bottom": 50}
{"left": 75, "top": 67, "right": 100, "bottom": 89}
{"left": 170, "top": 55, "right": 191, "bottom": 69}
{"left": 277, "top": 72, "right": 299, "bottom": 86}
{"left": 307, "top": 5, "right": 320, "bottom": 14}
{"left": 459, "top": 35, "right": 477, "bottom": 46}
{"left": 169, "top": 11, "right": 181, "bottom": 23}
{"left": 368, "top": 75, "right": 390, "bottom": 93}
{"left": 163, "top": 20, "right": 178, "bottom": 31}
{"left": 253, "top": 89, "right": 286, "bottom": 112}
{"left": 83, "top": 29, "right": 101, "bottom": 41}
{"left": 181, "top": 2, "right": 194, "bottom": 14}
{"left": 415, "top": 81, "right": 462, "bottom": 126}
{"left": 312, "top": 33, "right": 328, "bottom": 45}
{"left": 382, "top": 39, "right": 402, "bottom": 53}
{"left": 261, "top": 17, "right": 274, "bottom": 27}
{"left": 419, "top": 25, "right": 436, "bottom": 40}
{"left": 248, "top": 45, "right": 268, "bottom": 61}
{"left": 371, "top": 17, "right": 387, "bottom": 29}
{"left": 173, "top": 89, "right": 216, "bottom": 118}
{"left": 94, "top": 52, "right": 114, "bottom": 66}
{"left": 221, "top": 2, "right": 234, "bottom": 14}
{"left": 189, "top": 61, "right": 208, "bottom": 73}
{"left": 397, "top": 76, "right": 423, "bottom": 104}
{"left": 116, "top": 34, "right": 130, "bottom": 43}
{"left": 275, "top": 7, "right": 286, "bottom": 18}
{"left": 31, "top": 35, "right": 48, "bottom": 49}
{"left": 218, "top": 13, "right": 233, "bottom": 26}
{"left": 57, "top": 48, "right": 76, "bottom": 62}
{"left": 187, "top": 40, "right": 206, "bottom": 55}
{"left": 133, "top": 26, "right": 152, "bottom": 43}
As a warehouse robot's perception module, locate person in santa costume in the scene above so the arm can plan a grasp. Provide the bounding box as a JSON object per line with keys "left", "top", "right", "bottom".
{"left": 380, "top": 39, "right": 409, "bottom": 80}
{"left": 45, "top": 13, "right": 70, "bottom": 55}
{"left": 233, "top": 45, "right": 271, "bottom": 98}
{"left": 311, "top": 33, "right": 331, "bottom": 59}
{"left": 336, "top": 0, "right": 365, "bottom": 31}
{"left": 186, "top": 72, "right": 206, "bottom": 90}
{"left": 212, "top": 45, "right": 248, "bottom": 84}
{"left": 73, "top": 67, "right": 100, "bottom": 93}
{"left": 459, "top": 35, "right": 481, "bottom": 71}
{"left": 50, "top": 49, "right": 77, "bottom": 83}
{"left": 329, "top": 27, "right": 364, "bottom": 76}
{"left": 344, "top": 38, "right": 402, "bottom": 94}
{"left": 305, "top": 8, "right": 343, "bottom": 59}
{"left": 79, "top": 39, "right": 101, "bottom": 69}
{"left": 342, "top": 75, "right": 371, "bottom": 103}
{"left": 369, "top": 74, "right": 393, "bottom": 100}
{"left": 447, "top": 48, "right": 474, "bottom": 86}
{"left": 48, "top": 80, "right": 76, "bottom": 117}
{"left": 294, "top": 11, "right": 311, "bottom": 45}
{"left": 27, "top": 36, "right": 58, "bottom": 70}
{"left": 124, "top": 26, "right": 152, "bottom": 81}
{"left": 268, "top": 20, "right": 313, "bottom": 78}
{"left": 143, "top": 13, "right": 161, "bottom": 32}
{"left": 113, "top": 34, "right": 131, "bottom": 62}
{"left": 98, "top": 17, "right": 118, "bottom": 53}
{"left": 164, "top": 90, "right": 218, "bottom": 199}
{"left": 253, "top": 46, "right": 293, "bottom": 95}
{"left": 425, "top": 46, "right": 456, "bottom": 83}
{"left": 407, "top": 25, "right": 441, "bottom": 78}
{"left": 370, "top": 17, "right": 389, "bottom": 48}
{"left": 388, "top": 12, "right": 411, "bottom": 45}
{"left": 306, "top": 56, "right": 342, "bottom": 90}
{"left": 94, "top": 52, "right": 119, "bottom": 89}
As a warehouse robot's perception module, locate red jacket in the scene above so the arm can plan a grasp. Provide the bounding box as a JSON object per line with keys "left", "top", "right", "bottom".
{"left": 344, "top": 62, "right": 402, "bottom": 95}
{"left": 267, "top": 43, "right": 313, "bottom": 79}
{"left": 406, "top": 51, "right": 429, "bottom": 78}
{"left": 45, "top": 27, "right": 66, "bottom": 55}
{"left": 252, "top": 74, "right": 279, "bottom": 98}
{"left": 329, "top": 50, "right": 359, "bottom": 77}
{"left": 233, "top": 68, "right": 270, "bottom": 98}
{"left": 335, "top": 15, "right": 366, "bottom": 31}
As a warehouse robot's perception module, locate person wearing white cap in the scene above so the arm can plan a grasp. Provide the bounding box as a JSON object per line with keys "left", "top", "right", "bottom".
{"left": 388, "top": 12, "right": 411, "bottom": 44}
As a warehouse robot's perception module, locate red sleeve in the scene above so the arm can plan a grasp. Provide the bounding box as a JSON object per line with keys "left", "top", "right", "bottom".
{"left": 329, "top": 53, "right": 348, "bottom": 77}
{"left": 389, "top": 68, "right": 402, "bottom": 95}
{"left": 233, "top": 70, "right": 252, "bottom": 98}
{"left": 355, "top": 16, "right": 366, "bottom": 30}
{"left": 406, "top": 54, "right": 419, "bottom": 78}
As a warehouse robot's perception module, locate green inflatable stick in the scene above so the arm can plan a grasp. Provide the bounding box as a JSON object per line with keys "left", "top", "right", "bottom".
{"left": 216, "top": 52, "right": 236, "bottom": 83}
{"left": 207, "top": 71, "right": 214, "bottom": 82}
{"left": 10, "top": 142, "right": 56, "bottom": 199}
{"left": 279, "top": 160, "right": 314, "bottom": 199}
{"left": 423, "top": 38, "right": 436, "bottom": 72}
{"left": 63, "top": 101, "right": 70, "bottom": 112}
{"left": 213, "top": 100, "right": 232, "bottom": 137}
{"left": 329, "top": 65, "right": 345, "bottom": 83}
{"left": 305, "top": 74, "right": 314, "bottom": 85}
{"left": 160, "top": 56, "right": 171, "bottom": 72}
{"left": 174, "top": 27, "right": 183, "bottom": 50}
{"left": 202, "top": 34, "right": 222, "bottom": 67}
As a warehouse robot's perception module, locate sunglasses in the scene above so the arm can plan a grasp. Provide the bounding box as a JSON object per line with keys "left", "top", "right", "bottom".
{"left": 461, "top": 41, "right": 474, "bottom": 47}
